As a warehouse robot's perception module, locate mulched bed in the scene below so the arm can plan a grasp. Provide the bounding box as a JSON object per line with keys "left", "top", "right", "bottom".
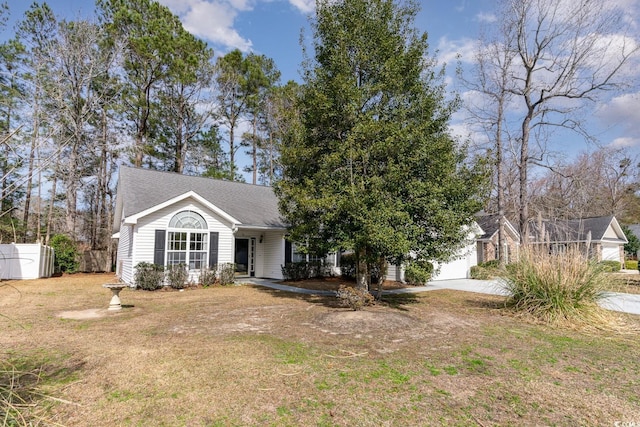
{"left": 280, "top": 276, "right": 410, "bottom": 291}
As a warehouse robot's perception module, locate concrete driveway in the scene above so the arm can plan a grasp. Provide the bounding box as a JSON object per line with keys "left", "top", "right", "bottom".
{"left": 247, "top": 278, "right": 640, "bottom": 316}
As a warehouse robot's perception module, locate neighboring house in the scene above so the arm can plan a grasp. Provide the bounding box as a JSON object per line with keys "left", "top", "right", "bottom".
{"left": 113, "top": 167, "right": 487, "bottom": 286}
{"left": 475, "top": 213, "right": 520, "bottom": 264}
{"left": 113, "top": 167, "right": 289, "bottom": 285}
{"left": 527, "top": 215, "right": 627, "bottom": 263}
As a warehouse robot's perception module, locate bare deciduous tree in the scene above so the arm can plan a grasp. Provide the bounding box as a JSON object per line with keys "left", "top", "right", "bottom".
{"left": 530, "top": 147, "right": 639, "bottom": 221}
{"left": 474, "top": 0, "right": 639, "bottom": 239}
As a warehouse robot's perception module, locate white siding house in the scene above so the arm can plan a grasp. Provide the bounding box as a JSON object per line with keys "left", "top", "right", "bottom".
{"left": 113, "top": 167, "right": 288, "bottom": 286}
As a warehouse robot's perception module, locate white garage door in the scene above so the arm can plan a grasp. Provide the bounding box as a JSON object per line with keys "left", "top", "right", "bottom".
{"left": 432, "top": 257, "right": 470, "bottom": 280}
{"left": 602, "top": 244, "right": 621, "bottom": 262}
{"left": 432, "top": 244, "right": 478, "bottom": 281}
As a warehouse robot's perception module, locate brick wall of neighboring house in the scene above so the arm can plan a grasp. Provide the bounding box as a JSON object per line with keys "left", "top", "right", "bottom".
{"left": 592, "top": 243, "right": 602, "bottom": 262}
{"left": 479, "top": 236, "right": 519, "bottom": 264}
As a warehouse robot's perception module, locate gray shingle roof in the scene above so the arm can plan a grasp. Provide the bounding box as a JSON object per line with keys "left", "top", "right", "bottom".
{"left": 528, "top": 215, "right": 625, "bottom": 243}
{"left": 114, "top": 166, "right": 285, "bottom": 230}
{"left": 475, "top": 214, "right": 500, "bottom": 240}
{"left": 474, "top": 213, "right": 520, "bottom": 242}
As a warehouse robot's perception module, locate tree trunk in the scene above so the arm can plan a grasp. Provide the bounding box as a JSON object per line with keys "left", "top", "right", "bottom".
{"left": 519, "top": 112, "right": 532, "bottom": 242}
{"left": 355, "top": 247, "right": 368, "bottom": 291}
{"left": 45, "top": 172, "right": 57, "bottom": 245}
{"left": 229, "top": 121, "right": 235, "bottom": 179}
{"left": 23, "top": 92, "right": 39, "bottom": 242}
{"left": 375, "top": 256, "right": 386, "bottom": 300}
{"left": 496, "top": 91, "right": 506, "bottom": 265}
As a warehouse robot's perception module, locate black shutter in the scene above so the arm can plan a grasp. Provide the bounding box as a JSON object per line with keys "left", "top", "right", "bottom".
{"left": 336, "top": 250, "right": 341, "bottom": 267}
{"left": 209, "top": 232, "right": 219, "bottom": 267}
{"left": 285, "top": 240, "right": 292, "bottom": 264}
{"left": 154, "top": 230, "right": 166, "bottom": 266}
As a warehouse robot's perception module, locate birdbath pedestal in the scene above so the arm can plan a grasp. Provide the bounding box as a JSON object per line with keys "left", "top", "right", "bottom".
{"left": 103, "top": 283, "right": 127, "bottom": 311}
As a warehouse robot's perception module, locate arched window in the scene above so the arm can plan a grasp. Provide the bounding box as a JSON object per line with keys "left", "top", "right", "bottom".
{"left": 169, "top": 211, "right": 207, "bottom": 229}
{"left": 167, "top": 211, "right": 208, "bottom": 269}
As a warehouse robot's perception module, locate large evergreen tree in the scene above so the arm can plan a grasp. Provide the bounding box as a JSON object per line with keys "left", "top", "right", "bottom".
{"left": 275, "top": 0, "right": 488, "bottom": 292}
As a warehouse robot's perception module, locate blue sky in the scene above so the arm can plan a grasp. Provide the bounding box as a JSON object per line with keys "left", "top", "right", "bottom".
{"left": 5, "top": 0, "right": 640, "bottom": 171}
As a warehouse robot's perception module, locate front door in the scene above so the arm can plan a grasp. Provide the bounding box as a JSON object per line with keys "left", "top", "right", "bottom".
{"left": 235, "top": 238, "right": 249, "bottom": 276}
{"left": 235, "top": 238, "right": 256, "bottom": 276}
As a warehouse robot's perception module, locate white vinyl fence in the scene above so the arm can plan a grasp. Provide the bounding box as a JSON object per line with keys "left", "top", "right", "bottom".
{"left": 0, "top": 243, "right": 55, "bottom": 279}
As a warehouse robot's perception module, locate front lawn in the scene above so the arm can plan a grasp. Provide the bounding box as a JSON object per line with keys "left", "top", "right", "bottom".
{"left": 1, "top": 274, "right": 639, "bottom": 426}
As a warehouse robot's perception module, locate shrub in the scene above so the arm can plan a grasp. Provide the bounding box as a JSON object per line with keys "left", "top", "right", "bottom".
{"left": 470, "top": 260, "right": 504, "bottom": 280}
{"left": 404, "top": 260, "right": 433, "bottom": 285}
{"left": 502, "top": 248, "right": 608, "bottom": 325}
{"left": 627, "top": 260, "right": 639, "bottom": 270}
{"left": 281, "top": 261, "right": 312, "bottom": 281}
{"left": 470, "top": 265, "right": 490, "bottom": 280}
{"left": 134, "top": 262, "right": 165, "bottom": 290}
{"left": 481, "top": 259, "right": 500, "bottom": 268}
{"left": 281, "top": 260, "right": 332, "bottom": 281}
{"left": 336, "top": 285, "right": 374, "bottom": 311}
{"left": 217, "top": 263, "right": 235, "bottom": 286}
{"left": 199, "top": 267, "right": 218, "bottom": 287}
{"left": 339, "top": 253, "right": 356, "bottom": 280}
{"left": 49, "top": 234, "right": 79, "bottom": 273}
{"left": 166, "top": 264, "right": 189, "bottom": 289}
{"left": 598, "top": 260, "right": 621, "bottom": 272}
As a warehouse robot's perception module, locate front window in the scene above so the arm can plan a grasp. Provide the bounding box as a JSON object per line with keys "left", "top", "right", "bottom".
{"left": 167, "top": 211, "right": 208, "bottom": 270}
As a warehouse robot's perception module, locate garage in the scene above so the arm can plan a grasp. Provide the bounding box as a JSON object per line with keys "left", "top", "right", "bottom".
{"left": 601, "top": 243, "right": 621, "bottom": 262}
{"left": 431, "top": 244, "right": 478, "bottom": 281}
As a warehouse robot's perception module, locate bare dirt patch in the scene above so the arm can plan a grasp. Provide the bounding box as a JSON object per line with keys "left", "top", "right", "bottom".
{"left": 57, "top": 308, "right": 108, "bottom": 320}
{"left": 1, "top": 273, "right": 639, "bottom": 426}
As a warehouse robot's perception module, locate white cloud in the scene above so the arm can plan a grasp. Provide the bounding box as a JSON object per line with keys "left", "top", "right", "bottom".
{"left": 475, "top": 12, "right": 497, "bottom": 23}
{"left": 159, "top": 0, "right": 315, "bottom": 52}
{"left": 596, "top": 92, "right": 640, "bottom": 148}
{"left": 436, "top": 36, "right": 479, "bottom": 65}
{"left": 288, "top": 0, "right": 315, "bottom": 13}
{"left": 159, "top": 0, "right": 253, "bottom": 52}
{"left": 609, "top": 136, "right": 640, "bottom": 148}
{"left": 597, "top": 92, "right": 640, "bottom": 127}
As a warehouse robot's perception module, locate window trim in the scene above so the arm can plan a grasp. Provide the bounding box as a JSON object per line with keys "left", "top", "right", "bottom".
{"left": 166, "top": 211, "right": 209, "bottom": 270}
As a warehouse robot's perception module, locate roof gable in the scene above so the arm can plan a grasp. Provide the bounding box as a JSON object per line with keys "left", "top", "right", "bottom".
{"left": 113, "top": 167, "right": 285, "bottom": 231}
{"left": 123, "top": 191, "right": 240, "bottom": 226}
{"left": 529, "top": 215, "right": 627, "bottom": 244}
{"left": 475, "top": 213, "right": 520, "bottom": 242}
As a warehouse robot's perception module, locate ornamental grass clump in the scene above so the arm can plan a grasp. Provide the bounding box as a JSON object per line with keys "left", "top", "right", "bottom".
{"left": 502, "top": 247, "right": 610, "bottom": 327}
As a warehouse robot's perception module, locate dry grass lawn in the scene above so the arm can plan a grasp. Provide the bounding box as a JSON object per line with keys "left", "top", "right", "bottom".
{"left": 1, "top": 273, "right": 639, "bottom": 426}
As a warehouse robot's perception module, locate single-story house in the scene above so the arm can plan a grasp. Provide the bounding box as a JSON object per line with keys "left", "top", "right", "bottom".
{"left": 527, "top": 215, "right": 627, "bottom": 263}
{"left": 113, "top": 167, "right": 483, "bottom": 286}
{"left": 475, "top": 213, "right": 520, "bottom": 264}
{"left": 113, "top": 166, "right": 289, "bottom": 285}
